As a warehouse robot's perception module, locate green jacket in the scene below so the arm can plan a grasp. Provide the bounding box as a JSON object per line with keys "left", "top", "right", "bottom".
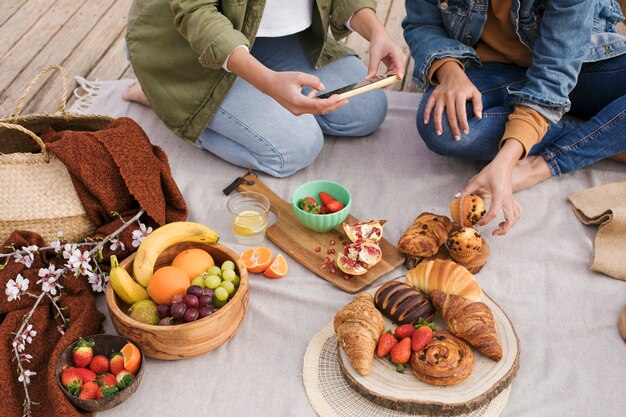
{"left": 126, "top": 0, "right": 377, "bottom": 143}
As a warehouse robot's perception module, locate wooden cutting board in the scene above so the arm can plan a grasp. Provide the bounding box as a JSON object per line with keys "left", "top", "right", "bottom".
{"left": 234, "top": 174, "right": 405, "bottom": 293}
{"left": 338, "top": 279, "right": 520, "bottom": 415}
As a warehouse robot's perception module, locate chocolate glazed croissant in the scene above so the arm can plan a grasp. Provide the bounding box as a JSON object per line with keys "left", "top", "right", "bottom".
{"left": 397, "top": 213, "right": 452, "bottom": 258}
{"left": 429, "top": 290, "right": 502, "bottom": 362}
{"left": 374, "top": 280, "right": 434, "bottom": 325}
{"left": 333, "top": 292, "right": 385, "bottom": 376}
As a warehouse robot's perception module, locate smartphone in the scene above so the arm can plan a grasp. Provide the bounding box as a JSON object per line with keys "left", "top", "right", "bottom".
{"left": 316, "top": 74, "right": 400, "bottom": 100}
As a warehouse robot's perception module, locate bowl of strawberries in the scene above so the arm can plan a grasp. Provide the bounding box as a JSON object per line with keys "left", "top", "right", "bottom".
{"left": 291, "top": 180, "right": 352, "bottom": 232}
{"left": 55, "top": 334, "right": 144, "bottom": 412}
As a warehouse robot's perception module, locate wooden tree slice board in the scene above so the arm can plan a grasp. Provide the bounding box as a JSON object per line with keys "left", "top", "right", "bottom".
{"left": 338, "top": 278, "right": 519, "bottom": 416}
{"left": 236, "top": 174, "right": 405, "bottom": 293}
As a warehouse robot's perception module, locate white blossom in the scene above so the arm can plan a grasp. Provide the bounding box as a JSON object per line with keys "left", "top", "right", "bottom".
{"left": 86, "top": 271, "right": 106, "bottom": 293}
{"left": 131, "top": 222, "right": 153, "bottom": 248}
{"left": 37, "top": 265, "right": 63, "bottom": 295}
{"left": 109, "top": 238, "right": 125, "bottom": 252}
{"left": 66, "top": 249, "right": 92, "bottom": 275}
{"left": 49, "top": 239, "right": 62, "bottom": 253}
{"left": 18, "top": 369, "right": 36, "bottom": 385}
{"left": 14, "top": 246, "right": 37, "bottom": 268}
{"left": 20, "top": 353, "right": 33, "bottom": 363}
{"left": 62, "top": 243, "right": 78, "bottom": 260}
{"left": 5, "top": 274, "right": 29, "bottom": 302}
{"left": 24, "top": 324, "right": 36, "bottom": 344}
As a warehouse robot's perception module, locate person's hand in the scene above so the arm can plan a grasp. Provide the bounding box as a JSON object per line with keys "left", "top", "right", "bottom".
{"left": 459, "top": 140, "right": 524, "bottom": 236}
{"left": 424, "top": 61, "right": 483, "bottom": 140}
{"left": 367, "top": 28, "right": 406, "bottom": 79}
{"left": 263, "top": 71, "right": 348, "bottom": 116}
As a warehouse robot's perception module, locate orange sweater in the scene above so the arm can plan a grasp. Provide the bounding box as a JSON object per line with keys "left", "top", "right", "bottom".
{"left": 429, "top": 0, "right": 549, "bottom": 157}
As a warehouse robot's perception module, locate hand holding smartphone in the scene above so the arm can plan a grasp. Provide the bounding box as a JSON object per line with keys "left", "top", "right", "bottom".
{"left": 316, "top": 74, "right": 400, "bottom": 100}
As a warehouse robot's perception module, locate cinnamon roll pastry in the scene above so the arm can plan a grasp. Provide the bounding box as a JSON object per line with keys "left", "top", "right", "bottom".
{"left": 410, "top": 330, "right": 474, "bottom": 386}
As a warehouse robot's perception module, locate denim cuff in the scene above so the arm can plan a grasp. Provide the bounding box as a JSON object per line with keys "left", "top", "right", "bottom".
{"left": 414, "top": 49, "right": 480, "bottom": 92}
{"left": 507, "top": 89, "right": 571, "bottom": 124}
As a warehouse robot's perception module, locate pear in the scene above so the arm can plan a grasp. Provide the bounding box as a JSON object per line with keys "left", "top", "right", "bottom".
{"left": 128, "top": 300, "right": 160, "bottom": 325}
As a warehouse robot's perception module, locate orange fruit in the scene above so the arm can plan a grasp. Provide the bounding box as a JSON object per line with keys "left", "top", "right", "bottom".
{"left": 146, "top": 266, "right": 189, "bottom": 305}
{"left": 171, "top": 248, "right": 215, "bottom": 282}
{"left": 263, "top": 253, "right": 288, "bottom": 279}
{"left": 121, "top": 342, "right": 141, "bottom": 375}
{"left": 239, "top": 247, "right": 273, "bottom": 273}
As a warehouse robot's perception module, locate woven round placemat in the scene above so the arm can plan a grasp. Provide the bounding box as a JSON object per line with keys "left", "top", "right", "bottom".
{"left": 303, "top": 321, "right": 511, "bottom": 417}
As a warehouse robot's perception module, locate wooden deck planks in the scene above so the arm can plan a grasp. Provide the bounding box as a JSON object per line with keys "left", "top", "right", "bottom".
{"left": 0, "top": 0, "right": 417, "bottom": 118}
{"left": 24, "top": 0, "right": 133, "bottom": 113}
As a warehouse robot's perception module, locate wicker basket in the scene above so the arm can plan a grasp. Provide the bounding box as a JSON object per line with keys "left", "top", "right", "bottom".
{"left": 0, "top": 65, "right": 114, "bottom": 244}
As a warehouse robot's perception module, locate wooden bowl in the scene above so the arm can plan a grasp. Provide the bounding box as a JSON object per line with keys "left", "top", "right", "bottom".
{"left": 105, "top": 242, "right": 249, "bottom": 360}
{"left": 55, "top": 334, "right": 144, "bottom": 412}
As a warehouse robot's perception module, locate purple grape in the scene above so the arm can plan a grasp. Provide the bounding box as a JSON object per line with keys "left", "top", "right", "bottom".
{"left": 157, "top": 304, "right": 170, "bottom": 319}
{"left": 198, "top": 306, "right": 213, "bottom": 319}
{"left": 170, "top": 302, "right": 187, "bottom": 320}
{"left": 187, "top": 285, "right": 204, "bottom": 297}
{"left": 198, "top": 294, "right": 212, "bottom": 307}
{"left": 183, "top": 294, "right": 199, "bottom": 308}
{"left": 171, "top": 294, "right": 184, "bottom": 304}
{"left": 184, "top": 307, "right": 199, "bottom": 322}
{"left": 158, "top": 317, "right": 174, "bottom": 326}
{"left": 202, "top": 288, "right": 214, "bottom": 297}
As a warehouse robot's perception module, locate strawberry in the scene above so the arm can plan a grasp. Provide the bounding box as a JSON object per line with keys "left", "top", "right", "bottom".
{"left": 325, "top": 200, "right": 345, "bottom": 213}
{"left": 319, "top": 192, "right": 337, "bottom": 207}
{"left": 60, "top": 367, "right": 83, "bottom": 396}
{"left": 411, "top": 319, "right": 435, "bottom": 352}
{"left": 89, "top": 355, "right": 109, "bottom": 374}
{"left": 95, "top": 386, "right": 105, "bottom": 399}
{"left": 376, "top": 331, "right": 398, "bottom": 358}
{"left": 109, "top": 352, "right": 125, "bottom": 376}
{"left": 96, "top": 373, "right": 117, "bottom": 388}
{"left": 390, "top": 337, "right": 412, "bottom": 372}
{"left": 394, "top": 323, "right": 416, "bottom": 339}
{"left": 78, "top": 381, "right": 99, "bottom": 400}
{"left": 76, "top": 368, "right": 97, "bottom": 384}
{"left": 116, "top": 370, "right": 133, "bottom": 389}
{"left": 72, "top": 337, "right": 94, "bottom": 368}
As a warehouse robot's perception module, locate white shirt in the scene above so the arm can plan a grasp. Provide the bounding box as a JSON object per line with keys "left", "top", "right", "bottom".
{"left": 256, "top": 0, "right": 314, "bottom": 38}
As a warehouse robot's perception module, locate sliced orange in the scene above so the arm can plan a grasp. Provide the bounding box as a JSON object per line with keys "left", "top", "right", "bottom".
{"left": 121, "top": 342, "right": 142, "bottom": 375}
{"left": 239, "top": 247, "right": 273, "bottom": 273}
{"left": 263, "top": 253, "right": 288, "bottom": 279}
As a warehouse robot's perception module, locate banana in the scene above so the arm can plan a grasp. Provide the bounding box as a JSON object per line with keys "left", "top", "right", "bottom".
{"left": 109, "top": 255, "right": 150, "bottom": 304}
{"left": 133, "top": 221, "right": 219, "bottom": 287}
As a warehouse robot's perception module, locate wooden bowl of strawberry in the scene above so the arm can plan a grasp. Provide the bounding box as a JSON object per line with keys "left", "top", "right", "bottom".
{"left": 55, "top": 334, "right": 144, "bottom": 412}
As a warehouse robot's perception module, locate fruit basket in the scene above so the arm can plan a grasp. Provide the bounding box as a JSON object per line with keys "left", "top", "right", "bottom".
{"left": 105, "top": 242, "right": 249, "bottom": 360}
{"left": 55, "top": 334, "right": 144, "bottom": 412}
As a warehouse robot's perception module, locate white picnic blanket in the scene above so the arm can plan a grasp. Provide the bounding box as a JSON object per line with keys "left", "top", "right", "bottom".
{"left": 75, "top": 79, "right": 626, "bottom": 417}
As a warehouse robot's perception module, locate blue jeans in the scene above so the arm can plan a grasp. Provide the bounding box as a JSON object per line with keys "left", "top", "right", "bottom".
{"left": 196, "top": 34, "right": 388, "bottom": 177}
{"left": 417, "top": 54, "right": 626, "bottom": 175}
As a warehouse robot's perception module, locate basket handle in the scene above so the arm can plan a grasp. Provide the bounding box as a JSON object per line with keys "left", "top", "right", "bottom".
{"left": 0, "top": 122, "right": 50, "bottom": 162}
{"left": 12, "top": 64, "right": 69, "bottom": 120}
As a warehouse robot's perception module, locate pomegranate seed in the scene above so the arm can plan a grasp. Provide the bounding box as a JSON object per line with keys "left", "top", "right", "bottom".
{"left": 320, "top": 264, "right": 327, "bottom": 270}
{"left": 343, "top": 242, "right": 349, "bottom": 246}
{"left": 338, "top": 235, "right": 344, "bottom": 241}
{"left": 329, "top": 240, "right": 336, "bottom": 245}
{"left": 343, "top": 274, "right": 350, "bottom": 280}
{"left": 329, "top": 264, "right": 336, "bottom": 274}
{"left": 314, "top": 246, "right": 321, "bottom": 252}
{"left": 324, "top": 256, "right": 332, "bottom": 264}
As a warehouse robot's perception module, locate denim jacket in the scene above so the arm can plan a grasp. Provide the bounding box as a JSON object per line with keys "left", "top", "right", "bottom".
{"left": 403, "top": 0, "right": 626, "bottom": 123}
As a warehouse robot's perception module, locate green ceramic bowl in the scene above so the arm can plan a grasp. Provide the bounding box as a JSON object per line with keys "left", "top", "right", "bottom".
{"left": 291, "top": 180, "right": 351, "bottom": 233}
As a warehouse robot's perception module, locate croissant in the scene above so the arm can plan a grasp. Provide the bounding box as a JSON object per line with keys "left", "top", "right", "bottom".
{"left": 429, "top": 290, "right": 502, "bottom": 362}
{"left": 397, "top": 213, "right": 452, "bottom": 258}
{"left": 406, "top": 259, "right": 482, "bottom": 302}
{"left": 333, "top": 292, "right": 385, "bottom": 376}
{"left": 374, "top": 280, "right": 434, "bottom": 325}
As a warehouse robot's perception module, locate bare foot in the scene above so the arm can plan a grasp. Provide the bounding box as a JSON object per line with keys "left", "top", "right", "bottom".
{"left": 610, "top": 151, "right": 626, "bottom": 164}
{"left": 122, "top": 81, "right": 151, "bottom": 107}
{"left": 512, "top": 155, "right": 553, "bottom": 192}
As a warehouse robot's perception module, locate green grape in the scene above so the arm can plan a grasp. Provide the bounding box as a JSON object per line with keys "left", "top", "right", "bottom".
{"left": 214, "top": 286, "right": 229, "bottom": 301}
{"left": 206, "top": 266, "right": 221, "bottom": 276}
{"left": 213, "top": 297, "right": 228, "bottom": 309}
{"left": 231, "top": 275, "right": 240, "bottom": 288}
{"left": 191, "top": 276, "right": 206, "bottom": 288}
{"left": 220, "top": 280, "right": 235, "bottom": 296}
{"left": 204, "top": 275, "right": 222, "bottom": 290}
{"left": 222, "top": 269, "right": 236, "bottom": 282}
{"left": 221, "top": 260, "right": 235, "bottom": 272}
